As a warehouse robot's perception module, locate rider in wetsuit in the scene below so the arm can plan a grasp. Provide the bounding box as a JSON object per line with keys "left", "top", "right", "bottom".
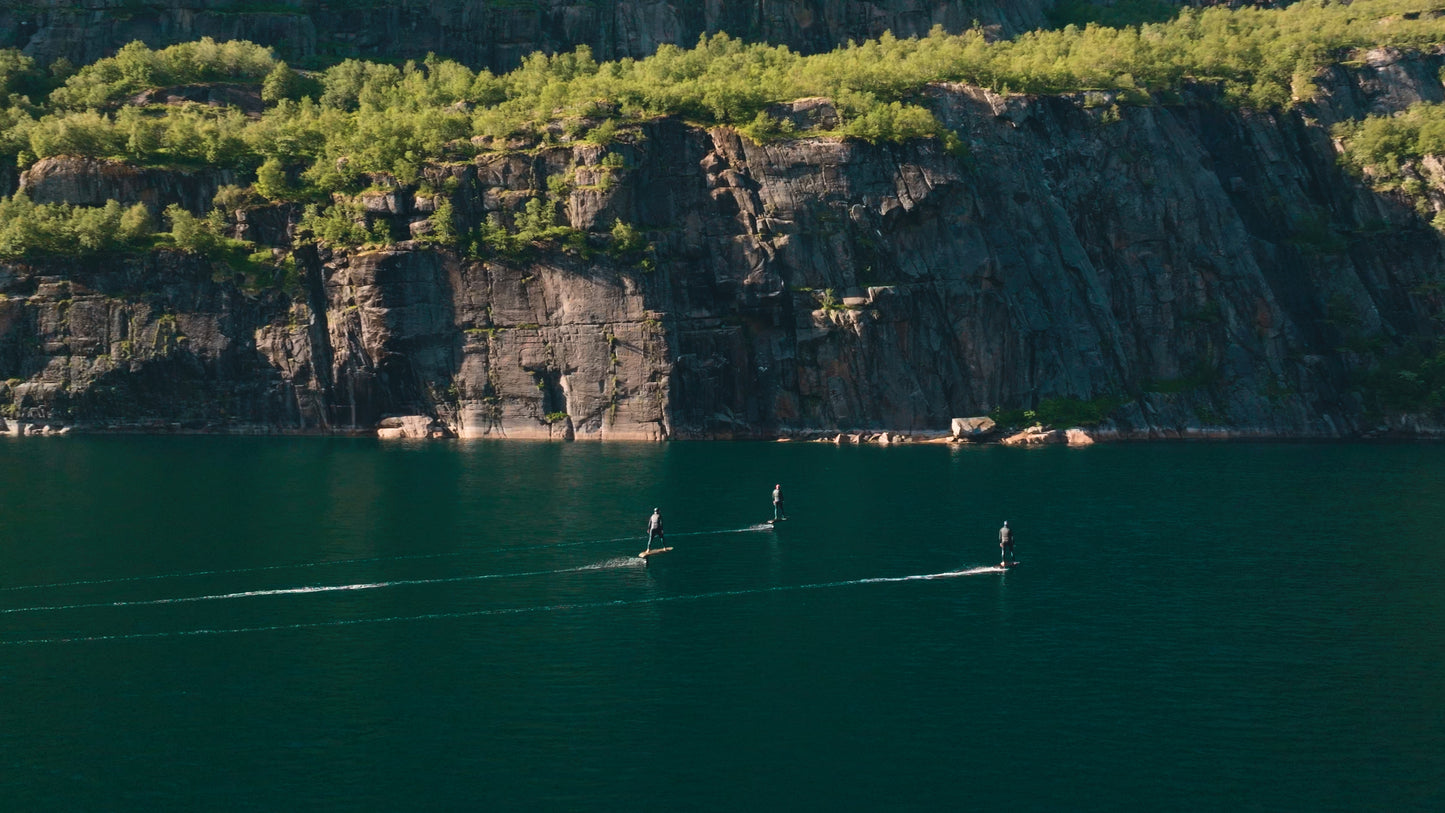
{"left": 999, "top": 521, "right": 1015, "bottom": 565}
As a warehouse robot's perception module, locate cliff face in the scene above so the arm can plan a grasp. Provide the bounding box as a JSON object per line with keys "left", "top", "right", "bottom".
{"left": 0, "top": 0, "right": 1050, "bottom": 70}
{"left": 4, "top": 50, "right": 1445, "bottom": 439}
{"left": 21, "top": 155, "right": 240, "bottom": 215}
{"left": 0, "top": 256, "right": 303, "bottom": 430}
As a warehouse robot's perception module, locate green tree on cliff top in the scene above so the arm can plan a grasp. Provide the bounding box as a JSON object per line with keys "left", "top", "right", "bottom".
{"left": 5, "top": 0, "right": 1445, "bottom": 258}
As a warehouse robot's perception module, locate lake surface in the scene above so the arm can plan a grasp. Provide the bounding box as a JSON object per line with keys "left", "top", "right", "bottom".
{"left": 1, "top": 438, "right": 1443, "bottom": 811}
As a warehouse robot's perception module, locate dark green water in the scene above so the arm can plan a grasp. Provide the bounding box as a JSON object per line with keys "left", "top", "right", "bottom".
{"left": 2, "top": 438, "right": 1443, "bottom": 811}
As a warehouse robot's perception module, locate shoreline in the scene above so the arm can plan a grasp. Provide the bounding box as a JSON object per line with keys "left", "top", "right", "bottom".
{"left": 6, "top": 417, "right": 1445, "bottom": 443}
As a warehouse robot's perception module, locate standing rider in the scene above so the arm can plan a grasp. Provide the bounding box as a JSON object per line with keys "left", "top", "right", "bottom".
{"left": 647, "top": 508, "right": 664, "bottom": 551}
{"left": 999, "top": 520, "right": 1015, "bottom": 565}
{"left": 772, "top": 484, "right": 785, "bottom": 521}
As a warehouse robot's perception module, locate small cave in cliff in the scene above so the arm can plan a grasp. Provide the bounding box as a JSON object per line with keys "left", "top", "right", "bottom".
{"left": 529, "top": 368, "right": 567, "bottom": 422}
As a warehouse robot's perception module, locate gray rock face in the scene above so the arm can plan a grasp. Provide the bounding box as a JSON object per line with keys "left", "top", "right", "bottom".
{"left": 21, "top": 156, "right": 236, "bottom": 215}
{"left": 0, "top": 1, "right": 1051, "bottom": 70}
{"left": 4, "top": 52, "right": 1445, "bottom": 439}
{"left": 0, "top": 257, "right": 305, "bottom": 432}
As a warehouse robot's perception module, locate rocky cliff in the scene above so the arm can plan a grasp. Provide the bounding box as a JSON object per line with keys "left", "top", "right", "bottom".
{"left": 0, "top": 0, "right": 1051, "bottom": 71}
{"left": 4, "top": 49, "right": 1445, "bottom": 439}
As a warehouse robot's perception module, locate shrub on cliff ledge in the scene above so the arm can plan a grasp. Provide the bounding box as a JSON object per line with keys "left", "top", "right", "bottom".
{"left": 1334, "top": 101, "right": 1445, "bottom": 178}
{"left": 0, "top": 195, "right": 153, "bottom": 258}
{"left": 608, "top": 220, "right": 646, "bottom": 255}
{"left": 297, "top": 200, "right": 382, "bottom": 248}
{"left": 49, "top": 38, "right": 276, "bottom": 110}
{"left": 464, "top": 196, "right": 583, "bottom": 258}
{"left": 164, "top": 205, "right": 227, "bottom": 255}
{"left": 1333, "top": 101, "right": 1445, "bottom": 228}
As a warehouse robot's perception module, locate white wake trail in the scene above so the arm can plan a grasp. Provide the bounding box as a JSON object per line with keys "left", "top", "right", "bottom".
{"left": 1, "top": 566, "right": 1001, "bottom": 645}
{"left": 0, "top": 560, "right": 639, "bottom": 616}
{"left": 0, "top": 526, "right": 771, "bottom": 595}
{"left": 0, "top": 551, "right": 458, "bottom": 594}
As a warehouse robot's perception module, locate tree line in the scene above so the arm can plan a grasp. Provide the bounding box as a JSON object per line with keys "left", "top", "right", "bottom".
{"left": 1, "top": 0, "right": 1443, "bottom": 261}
